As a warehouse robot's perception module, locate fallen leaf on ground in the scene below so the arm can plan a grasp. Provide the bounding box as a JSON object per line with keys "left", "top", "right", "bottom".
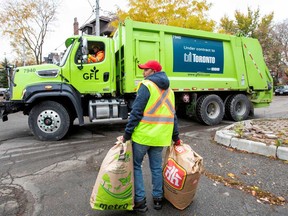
{"left": 227, "top": 173, "right": 235, "bottom": 179}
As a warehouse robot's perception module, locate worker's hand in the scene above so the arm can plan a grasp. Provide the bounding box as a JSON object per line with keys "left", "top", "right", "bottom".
{"left": 88, "top": 54, "right": 91, "bottom": 59}
{"left": 117, "top": 136, "right": 125, "bottom": 143}
{"left": 174, "top": 139, "right": 182, "bottom": 145}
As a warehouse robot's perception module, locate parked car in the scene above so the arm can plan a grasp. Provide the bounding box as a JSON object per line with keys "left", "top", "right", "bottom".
{"left": 275, "top": 85, "right": 288, "bottom": 95}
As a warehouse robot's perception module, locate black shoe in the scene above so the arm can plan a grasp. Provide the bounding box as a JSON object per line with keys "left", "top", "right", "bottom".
{"left": 153, "top": 197, "right": 163, "bottom": 210}
{"left": 134, "top": 198, "right": 148, "bottom": 213}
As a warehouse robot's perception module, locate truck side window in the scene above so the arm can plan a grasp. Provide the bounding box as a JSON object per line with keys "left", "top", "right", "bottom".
{"left": 87, "top": 42, "right": 105, "bottom": 64}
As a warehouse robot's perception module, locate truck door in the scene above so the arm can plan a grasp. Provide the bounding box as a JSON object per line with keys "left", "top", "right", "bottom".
{"left": 134, "top": 38, "right": 160, "bottom": 78}
{"left": 70, "top": 38, "right": 113, "bottom": 94}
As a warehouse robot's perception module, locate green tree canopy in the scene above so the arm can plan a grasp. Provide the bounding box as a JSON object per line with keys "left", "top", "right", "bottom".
{"left": 218, "top": 7, "right": 285, "bottom": 84}
{"left": 218, "top": 7, "right": 274, "bottom": 38}
{"left": 0, "top": 58, "right": 9, "bottom": 88}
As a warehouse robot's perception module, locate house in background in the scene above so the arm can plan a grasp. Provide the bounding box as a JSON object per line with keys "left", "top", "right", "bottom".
{"left": 75, "top": 16, "right": 115, "bottom": 37}
{"left": 43, "top": 52, "right": 61, "bottom": 64}
{"left": 43, "top": 16, "right": 115, "bottom": 64}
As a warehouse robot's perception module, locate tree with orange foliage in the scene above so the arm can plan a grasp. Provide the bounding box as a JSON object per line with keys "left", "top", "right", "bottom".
{"left": 111, "top": 0, "right": 215, "bottom": 32}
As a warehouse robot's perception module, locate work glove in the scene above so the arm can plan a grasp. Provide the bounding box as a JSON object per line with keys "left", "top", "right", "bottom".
{"left": 123, "top": 132, "right": 131, "bottom": 142}
{"left": 174, "top": 139, "right": 182, "bottom": 145}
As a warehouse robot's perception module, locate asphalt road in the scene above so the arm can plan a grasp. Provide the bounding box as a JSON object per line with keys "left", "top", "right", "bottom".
{"left": 0, "top": 96, "right": 287, "bottom": 216}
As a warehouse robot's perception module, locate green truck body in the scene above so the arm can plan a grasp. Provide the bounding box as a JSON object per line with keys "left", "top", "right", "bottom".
{"left": 0, "top": 19, "right": 273, "bottom": 140}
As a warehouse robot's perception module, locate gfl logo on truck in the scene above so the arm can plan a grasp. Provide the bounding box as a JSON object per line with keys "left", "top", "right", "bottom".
{"left": 83, "top": 66, "right": 99, "bottom": 80}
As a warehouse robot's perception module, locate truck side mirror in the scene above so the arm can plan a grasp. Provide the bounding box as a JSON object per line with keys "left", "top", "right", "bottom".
{"left": 77, "top": 37, "right": 89, "bottom": 70}
{"left": 82, "top": 38, "right": 88, "bottom": 55}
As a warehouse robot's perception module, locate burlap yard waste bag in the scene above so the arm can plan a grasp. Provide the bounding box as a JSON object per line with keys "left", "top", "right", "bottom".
{"left": 163, "top": 143, "right": 203, "bottom": 210}
{"left": 90, "top": 140, "right": 134, "bottom": 210}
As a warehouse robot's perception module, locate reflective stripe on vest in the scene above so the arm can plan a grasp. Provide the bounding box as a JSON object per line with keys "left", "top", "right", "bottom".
{"left": 141, "top": 80, "right": 175, "bottom": 124}
{"left": 132, "top": 79, "right": 175, "bottom": 146}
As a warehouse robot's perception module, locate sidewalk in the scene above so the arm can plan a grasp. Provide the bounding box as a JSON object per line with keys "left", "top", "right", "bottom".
{"left": 214, "top": 118, "right": 288, "bottom": 161}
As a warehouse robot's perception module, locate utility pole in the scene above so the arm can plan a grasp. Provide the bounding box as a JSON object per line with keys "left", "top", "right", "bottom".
{"left": 95, "top": 0, "right": 100, "bottom": 36}
{"left": 22, "top": 40, "right": 26, "bottom": 66}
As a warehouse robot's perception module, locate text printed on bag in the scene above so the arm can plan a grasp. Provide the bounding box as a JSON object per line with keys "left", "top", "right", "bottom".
{"left": 174, "top": 145, "right": 188, "bottom": 154}
{"left": 99, "top": 203, "right": 129, "bottom": 210}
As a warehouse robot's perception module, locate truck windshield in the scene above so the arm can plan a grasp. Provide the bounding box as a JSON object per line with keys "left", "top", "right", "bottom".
{"left": 59, "top": 44, "right": 73, "bottom": 67}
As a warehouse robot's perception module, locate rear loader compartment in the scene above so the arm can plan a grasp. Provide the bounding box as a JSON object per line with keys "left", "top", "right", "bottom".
{"left": 116, "top": 19, "right": 272, "bottom": 96}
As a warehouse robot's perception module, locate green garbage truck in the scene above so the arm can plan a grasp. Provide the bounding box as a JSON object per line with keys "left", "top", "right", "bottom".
{"left": 0, "top": 19, "right": 273, "bottom": 141}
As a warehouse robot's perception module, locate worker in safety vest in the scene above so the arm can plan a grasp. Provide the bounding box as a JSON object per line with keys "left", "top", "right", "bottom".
{"left": 122, "top": 60, "right": 180, "bottom": 212}
{"left": 87, "top": 44, "right": 105, "bottom": 63}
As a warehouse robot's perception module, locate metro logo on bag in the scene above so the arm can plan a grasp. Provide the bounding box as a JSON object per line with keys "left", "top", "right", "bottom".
{"left": 163, "top": 158, "right": 186, "bottom": 190}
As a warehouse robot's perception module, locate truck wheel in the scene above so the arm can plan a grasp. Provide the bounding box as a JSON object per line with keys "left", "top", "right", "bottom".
{"left": 196, "top": 94, "right": 224, "bottom": 125}
{"left": 225, "top": 94, "right": 250, "bottom": 121}
{"left": 223, "top": 94, "right": 234, "bottom": 119}
{"left": 28, "top": 101, "right": 70, "bottom": 141}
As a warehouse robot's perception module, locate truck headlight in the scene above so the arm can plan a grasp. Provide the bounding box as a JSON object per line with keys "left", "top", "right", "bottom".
{"left": 36, "top": 69, "right": 59, "bottom": 78}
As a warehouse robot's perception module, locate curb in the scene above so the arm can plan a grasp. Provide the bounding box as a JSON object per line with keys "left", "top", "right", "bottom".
{"left": 214, "top": 123, "right": 288, "bottom": 161}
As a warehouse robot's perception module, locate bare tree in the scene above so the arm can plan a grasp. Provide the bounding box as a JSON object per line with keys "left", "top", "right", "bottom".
{"left": 0, "top": 0, "right": 58, "bottom": 65}
{"left": 273, "top": 20, "right": 288, "bottom": 66}
{"left": 269, "top": 19, "right": 288, "bottom": 84}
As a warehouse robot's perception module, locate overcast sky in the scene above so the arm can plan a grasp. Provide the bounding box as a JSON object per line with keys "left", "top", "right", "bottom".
{"left": 1, "top": 0, "right": 287, "bottom": 62}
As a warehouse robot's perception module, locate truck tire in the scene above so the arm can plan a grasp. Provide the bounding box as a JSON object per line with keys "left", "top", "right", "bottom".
{"left": 223, "top": 94, "right": 233, "bottom": 120}
{"left": 28, "top": 101, "right": 71, "bottom": 141}
{"left": 196, "top": 94, "right": 224, "bottom": 125}
{"left": 225, "top": 94, "right": 250, "bottom": 121}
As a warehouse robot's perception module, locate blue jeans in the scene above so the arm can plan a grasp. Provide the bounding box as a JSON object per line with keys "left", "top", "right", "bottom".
{"left": 132, "top": 141, "right": 163, "bottom": 202}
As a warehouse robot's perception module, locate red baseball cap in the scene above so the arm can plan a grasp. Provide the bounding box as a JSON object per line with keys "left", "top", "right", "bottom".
{"left": 138, "top": 60, "right": 162, "bottom": 72}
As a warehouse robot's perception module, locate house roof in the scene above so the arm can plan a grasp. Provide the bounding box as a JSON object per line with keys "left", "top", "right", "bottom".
{"left": 79, "top": 16, "right": 116, "bottom": 36}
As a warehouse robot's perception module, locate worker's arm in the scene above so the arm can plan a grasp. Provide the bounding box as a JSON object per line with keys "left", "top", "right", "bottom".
{"left": 88, "top": 51, "right": 105, "bottom": 63}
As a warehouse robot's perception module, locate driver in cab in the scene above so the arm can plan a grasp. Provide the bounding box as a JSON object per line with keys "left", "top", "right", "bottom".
{"left": 87, "top": 44, "right": 105, "bottom": 63}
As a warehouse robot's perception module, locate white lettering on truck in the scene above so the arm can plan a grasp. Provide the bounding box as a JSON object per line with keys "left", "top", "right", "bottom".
{"left": 184, "top": 52, "right": 216, "bottom": 64}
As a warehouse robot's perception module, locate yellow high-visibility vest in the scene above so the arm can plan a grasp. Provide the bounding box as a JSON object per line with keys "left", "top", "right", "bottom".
{"left": 132, "top": 80, "right": 175, "bottom": 146}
